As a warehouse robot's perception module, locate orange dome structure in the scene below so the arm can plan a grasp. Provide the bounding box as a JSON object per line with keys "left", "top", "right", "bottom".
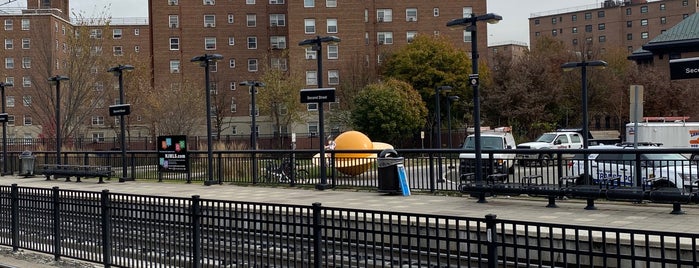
{"left": 314, "top": 131, "right": 393, "bottom": 176}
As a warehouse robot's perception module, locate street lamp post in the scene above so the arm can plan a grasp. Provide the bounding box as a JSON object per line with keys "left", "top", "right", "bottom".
{"left": 447, "top": 13, "right": 502, "bottom": 184}
{"left": 299, "top": 35, "right": 340, "bottom": 190}
{"left": 191, "top": 54, "right": 223, "bottom": 186}
{"left": 447, "top": 95, "right": 460, "bottom": 148}
{"left": 241, "top": 81, "right": 264, "bottom": 184}
{"left": 0, "top": 82, "right": 13, "bottom": 175}
{"left": 108, "top": 64, "right": 135, "bottom": 182}
{"left": 561, "top": 60, "right": 608, "bottom": 187}
{"left": 434, "top": 86, "right": 452, "bottom": 149}
{"left": 48, "top": 75, "right": 69, "bottom": 165}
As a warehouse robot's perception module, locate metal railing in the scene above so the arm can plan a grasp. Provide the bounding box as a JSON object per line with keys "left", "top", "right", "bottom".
{"left": 0, "top": 184, "right": 697, "bottom": 267}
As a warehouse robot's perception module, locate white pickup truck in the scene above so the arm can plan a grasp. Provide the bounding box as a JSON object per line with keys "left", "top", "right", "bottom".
{"left": 459, "top": 128, "right": 517, "bottom": 176}
{"left": 516, "top": 131, "right": 584, "bottom": 166}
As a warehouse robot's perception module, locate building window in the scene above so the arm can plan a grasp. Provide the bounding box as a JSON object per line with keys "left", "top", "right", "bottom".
{"left": 660, "top": 17, "right": 667, "bottom": 24}
{"left": 660, "top": 3, "right": 666, "bottom": 10}
{"left": 640, "top": 6, "right": 648, "bottom": 13}
{"left": 170, "top": 37, "right": 179, "bottom": 50}
{"left": 24, "top": 116, "right": 32, "bottom": 126}
{"left": 463, "top": 29, "right": 472, "bottom": 42}
{"left": 247, "top": 0, "right": 255, "bottom": 4}
{"left": 22, "top": 76, "right": 31, "bottom": 87}
{"left": 92, "top": 133, "right": 105, "bottom": 142}
{"left": 113, "top": 29, "right": 122, "bottom": 39}
{"left": 248, "top": 104, "right": 260, "bottom": 117}
{"left": 270, "top": 14, "right": 286, "bottom": 26}
{"left": 328, "top": 70, "right": 339, "bottom": 85}
{"left": 572, "top": 39, "right": 578, "bottom": 45}
{"left": 585, "top": 25, "right": 592, "bottom": 32}
{"left": 463, "top": 7, "right": 472, "bottom": 18}
{"left": 551, "top": 29, "right": 557, "bottom": 36}
{"left": 306, "top": 71, "right": 317, "bottom": 85}
{"left": 6, "top": 115, "right": 13, "bottom": 126}
{"left": 227, "top": 14, "right": 234, "bottom": 24}
{"left": 203, "top": 0, "right": 215, "bottom": 5}
{"left": 169, "top": 0, "right": 178, "bottom": 5}
{"left": 270, "top": 36, "right": 286, "bottom": 49}
{"left": 304, "top": 0, "right": 314, "bottom": 7}
{"left": 91, "top": 116, "right": 105, "bottom": 126}
{"left": 270, "top": 0, "right": 284, "bottom": 4}
{"left": 378, "top": 32, "right": 393, "bottom": 44}
{"left": 228, "top": 37, "right": 235, "bottom": 46}
{"left": 229, "top": 59, "right": 235, "bottom": 68}
{"left": 406, "top": 8, "right": 417, "bottom": 22}
{"left": 21, "top": 38, "right": 29, "bottom": 49}
{"left": 551, "top": 17, "right": 557, "bottom": 24}
{"left": 627, "top": 21, "right": 632, "bottom": 28}
{"left": 305, "top": 47, "right": 317, "bottom": 60}
{"left": 4, "top": 39, "right": 12, "bottom": 49}
{"left": 5, "top": 58, "right": 14, "bottom": 69}
{"left": 641, "top": 32, "right": 649, "bottom": 39}
{"left": 598, "top": 36, "right": 606, "bottom": 42}
{"left": 22, "top": 96, "right": 31, "bottom": 106}
{"left": 534, "top": 19, "right": 540, "bottom": 25}
{"left": 113, "top": 46, "right": 123, "bottom": 56}
{"left": 248, "top": 59, "right": 258, "bottom": 72}
{"left": 326, "top": 0, "right": 336, "bottom": 7}
{"left": 627, "top": 33, "right": 633, "bottom": 40}
{"left": 134, "top": 29, "right": 140, "bottom": 35}
{"left": 433, "top": 8, "right": 439, "bottom": 17}
{"left": 204, "top": 15, "right": 216, "bottom": 27}
{"left": 571, "top": 14, "right": 577, "bottom": 21}
{"left": 584, "top": 12, "right": 592, "bottom": 20}
{"left": 21, "top": 19, "right": 29, "bottom": 30}
{"left": 247, "top": 37, "right": 257, "bottom": 49}
{"left": 170, "top": 60, "right": 180, "bottom": 73}
{"left": 377, "top": 9, "right": 392, "bottom": 22}
{"left": 598, "top": 23, "right": 605, "bottom": 30}
{"left": 271, "top": 58, "right": 287, "bottom": 70}
{"left": 6, "top": 96, "right": 13, "bottom": 107}
{"left": 247, "top": 14, "right": 257, "bottom": 27}
{"left": 230, "top": 82, "right": 237, "bottom": 91}
{"left": 304, "top": 19, "right": 315, "bottom": 33}
{"left": 597, "top": 11, "right": 605, "bottom": 18}
{"left": 682, "top": 0, "right": 688, "bottom": 6}
{"left": 640, "top": 19, "right": 648, "bottom": 26}
{"left": 307, "top": 123, "right": 319, "bottom": 136}
{"left": 90, "top": 29, "right": 102, "bottom": 39}
{"left": 230, "top": 97, "right": 237, "bottom": 112}
{"left": 572, "top": 27, "right": 578, "bottom": 34}
{"left": 169, "top": 15, "right": 179, "bottom": 28}
{"left": 4, "top": 19, "right": 12, "bottom": 30}
{"left": 205, "top": 37, "right": 216, "bottom": 50}
{"left": 22, "top": 57, "right": 30, "bottom": 68}
{"left": 406, "top": 31, "right": 417, "bottom": 42}
{"left": 326, "top": 19, "right": 337, "bottom": 33}
{"left": 327, "top": 45, "right": 338, "bottom": 59}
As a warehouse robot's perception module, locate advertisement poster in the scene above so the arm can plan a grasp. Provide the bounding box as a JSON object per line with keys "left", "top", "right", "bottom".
{"left": 158, "top": 135, "right": 188, "bottom": 172}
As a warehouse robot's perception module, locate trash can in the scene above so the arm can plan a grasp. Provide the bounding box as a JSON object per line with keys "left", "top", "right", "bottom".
{"left": 19, "top": 151, "right": 35, "bottom": 177}
{"left": 377, "top": 149, "right": 403, "bottom": 194}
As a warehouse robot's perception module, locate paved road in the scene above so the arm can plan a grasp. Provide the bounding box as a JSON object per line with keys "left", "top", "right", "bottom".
{"left": 1, "top": 175, "right": 697, "bottom": 233}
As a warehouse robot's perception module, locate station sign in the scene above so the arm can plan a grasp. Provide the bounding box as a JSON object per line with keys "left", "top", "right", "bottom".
{"left": 109, "top": 104, "right": 131, "bottom": 116}
{"left": 0, "top": 113, "right": 7, "bottom": 123}
{"left": 669, "top": 57, "right": 699, "bottom": 80}
{"left": 300, "top": 88, "right": 336, "bottom": 103}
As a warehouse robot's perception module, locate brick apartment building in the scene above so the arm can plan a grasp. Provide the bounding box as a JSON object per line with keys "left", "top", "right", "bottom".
{"left": 2, "top": 0, "right": 492, "bottom": 147}
{"left": 529, "top": 0, "right": 698, "bottom": 56}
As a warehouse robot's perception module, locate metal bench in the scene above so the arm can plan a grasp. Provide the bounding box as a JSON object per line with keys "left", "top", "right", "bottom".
{"left": 40, "top": 164, "right": 113, "bottom": 183}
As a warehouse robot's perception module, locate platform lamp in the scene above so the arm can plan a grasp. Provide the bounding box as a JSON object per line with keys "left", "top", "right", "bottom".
{"left": 108, "top": 64, "right": 135, "bottom": 182}
{"left": 191, "top": 54, "right": 223, "bottom": 186}
{"left": 298, "top": 35, "right": 340, "bottom": 190}
{"left": 561, "top": 60, "right": 608, "bottom": 189}
{"left": 0, "top": 81, "right": 12, "bottom": 175}
{"left": 240, "top": 81, "right": 265, "bottom": 184}
{"left": 48, "top": 75, "right": 69, "bottom": 165}
{"left": 447, "top": 13, "right": 502, "bottom": 187}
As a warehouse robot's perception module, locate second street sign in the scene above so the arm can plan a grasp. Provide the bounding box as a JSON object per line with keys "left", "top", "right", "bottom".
{"left": 109, "top": 104, "right": 131, "bottom": 116}
{"left": 669, "top": 57, "right": 699, "bottom": 80}
{"left": 300, "top": 88, "right": 336, "bottom": 103}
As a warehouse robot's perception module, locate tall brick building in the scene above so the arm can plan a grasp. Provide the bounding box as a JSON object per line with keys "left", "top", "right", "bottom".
{"left": 2, "top": 0, "right": 492, "bottom": 145}
{"left": 529, "top": 0, "right": 698, "bottom": 55}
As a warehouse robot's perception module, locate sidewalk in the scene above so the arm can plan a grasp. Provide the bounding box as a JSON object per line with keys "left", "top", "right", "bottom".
{"left": 2, "top": 175, "right": 697, "bottom": 233}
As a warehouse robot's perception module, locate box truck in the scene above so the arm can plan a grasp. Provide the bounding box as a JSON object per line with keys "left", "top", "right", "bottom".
{"left": 625, "top": 118, "right": 699, "bottom": 148}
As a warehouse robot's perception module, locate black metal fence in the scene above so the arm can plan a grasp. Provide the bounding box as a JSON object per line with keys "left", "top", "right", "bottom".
{"left": 0, "top": 184, "right": 697, "bottom": 267}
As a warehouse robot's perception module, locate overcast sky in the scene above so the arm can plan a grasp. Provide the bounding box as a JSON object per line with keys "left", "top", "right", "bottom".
{"left": 6, "top": 0, "right": 605, "bottom": 45}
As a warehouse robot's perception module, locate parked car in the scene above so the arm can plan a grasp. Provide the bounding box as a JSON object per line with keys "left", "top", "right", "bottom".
{"left": 459, "top": 127, "right": 517, "bottom": 177}
{"left": 569, "top": 145, "right": 699, "bottom": 190}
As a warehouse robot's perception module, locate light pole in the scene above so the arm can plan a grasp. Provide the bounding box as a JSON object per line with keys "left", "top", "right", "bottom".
{"left": 447, "top": 95, "right": 460, "bottom": 148}
{"left": 240, "top": 81, "right": 264, "bottom": 184}
{"left": 561, "top": 60, "right": 608, "bottom": 184}
{"left": 0, "top": 81, "right": 12, "bottom": 175}
{"left": 191, "top": 53, "right": 223, "bottom": 186}
{"left": 434, "top": 86, "right": 452, "bottom": 149}
{"left": 447, "top": 13, "right": 502, "bottom": 184}
{"left": 48, "top": 75, "right": 69, "bottom": 165}
{"left": 299, "top": 35, "right": 340, "bottom": 190}
{"left": 108, "top": 64, "right": 135, "bottom": 182}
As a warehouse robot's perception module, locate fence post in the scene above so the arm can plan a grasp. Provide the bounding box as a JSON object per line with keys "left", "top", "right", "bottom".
{"left": 191, "top": 195, "right": 201, "bottom": 268}
{"left": 11, "top": 184, "right": 18, "bottom": 251}
{"left": 312, "top": 202, "right": 322, "bottom": 268}
{"left": 52, "top": 186, "right": 61, "bottom": 261}
{"left": 217, "top": 152, "right": 223, "bottom": 184}
{"left": 485, "top": 214, "right": 498, "bottom": 268}
{"left": 101, "top": 190, "right": 112, "bottom": 267}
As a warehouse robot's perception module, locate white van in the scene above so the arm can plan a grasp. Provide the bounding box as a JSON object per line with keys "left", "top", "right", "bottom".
{"left": 459, "top": 127, "right": 517, "bottom": 176}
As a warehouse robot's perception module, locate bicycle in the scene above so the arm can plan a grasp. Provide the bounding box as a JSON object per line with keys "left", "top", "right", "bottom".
{"left": 262, "top": 158, "right": 310, "bottom": 185}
